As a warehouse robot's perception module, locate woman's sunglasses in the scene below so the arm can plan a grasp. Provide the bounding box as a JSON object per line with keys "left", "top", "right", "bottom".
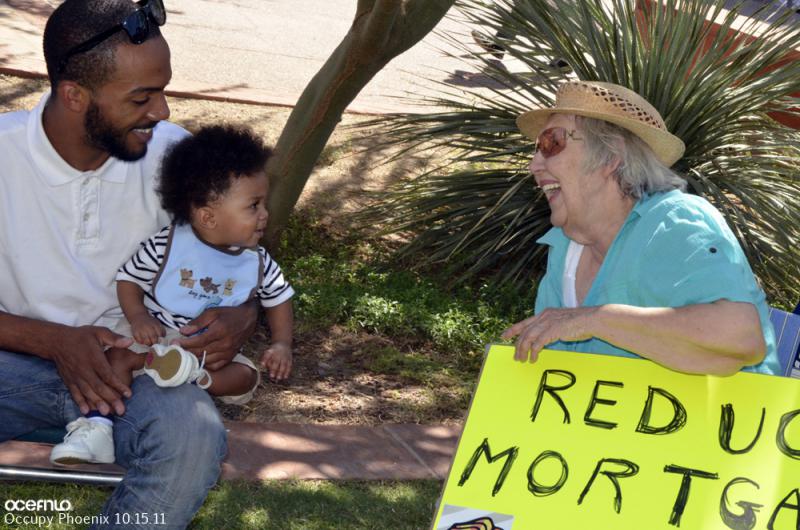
{"left": 534, "top": 127, "right": 583, "bottom": 158}
{"left": 57, "top": 0, "right": 166, "bottom": 75}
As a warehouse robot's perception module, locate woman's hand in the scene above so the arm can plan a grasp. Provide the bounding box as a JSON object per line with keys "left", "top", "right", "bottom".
{"left": 502, "top": 307, "right": 599, "bottom": 362}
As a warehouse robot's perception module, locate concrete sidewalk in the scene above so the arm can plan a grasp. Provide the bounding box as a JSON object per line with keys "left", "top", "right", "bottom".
{"left": 0, "top": 0, "right": 490, "bottom": 114}
{"left": 0, "top": 421, "right": 462, "bottom": 482}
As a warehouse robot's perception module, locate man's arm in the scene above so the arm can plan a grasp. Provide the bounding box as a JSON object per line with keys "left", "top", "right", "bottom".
{"left": 174, "top": 300, "right": 259, "bottom": 371}
{"left": 0, "top": 311, "right": 133, "bottom": 415}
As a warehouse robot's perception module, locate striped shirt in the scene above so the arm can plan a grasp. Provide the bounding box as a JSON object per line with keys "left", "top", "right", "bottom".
{"left": 116, "top": 225, "right": 294, "bottom": 329}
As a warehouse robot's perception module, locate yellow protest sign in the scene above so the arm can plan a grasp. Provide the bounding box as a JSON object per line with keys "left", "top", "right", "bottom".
{"left": 432, "top": 345, "right": 800, "bottom": 530}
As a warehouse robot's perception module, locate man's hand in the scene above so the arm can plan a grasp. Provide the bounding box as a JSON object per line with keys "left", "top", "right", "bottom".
{"left": 501, "top": 307, "right": 598, "bottom": 362}
{"left": 51, "top": 326, "right": 134, "bottom": 416}
{"left": 260, "top": 342, "right": 292, "bottom": 381}
{"left": 129, "top": 314, "right": 165, "bottom": 346}
{"left": 175, "top": 302, "right": 258, "bottom": 371}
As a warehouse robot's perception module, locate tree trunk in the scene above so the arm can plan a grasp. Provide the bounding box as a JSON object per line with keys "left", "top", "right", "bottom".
{"left": 265, "top": 0, "right": 456, "bottom": 248}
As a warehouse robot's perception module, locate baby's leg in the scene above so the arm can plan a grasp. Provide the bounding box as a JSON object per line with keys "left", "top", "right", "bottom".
{"left": 204, "top": 362, "right": 259, "bottom": 398}
{"left": 106, "top": 347, "right": 146, "bottom": 388}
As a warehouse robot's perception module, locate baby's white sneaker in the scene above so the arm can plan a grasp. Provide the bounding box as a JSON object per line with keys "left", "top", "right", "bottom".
{"left": 50, "top": 418, "right": 114, "bottom": 465}
{"left": 143, "top": 344, "right": 211, "bottom": 388}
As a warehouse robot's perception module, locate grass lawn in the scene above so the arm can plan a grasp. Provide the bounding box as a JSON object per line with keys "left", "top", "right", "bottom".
{"left": 0, "top": 480, "right": 442, "bottom": 529}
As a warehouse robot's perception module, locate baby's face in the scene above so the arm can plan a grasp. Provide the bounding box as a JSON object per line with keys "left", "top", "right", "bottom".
{"left": 204, "top": 171, "right": 269, "bottom": 247}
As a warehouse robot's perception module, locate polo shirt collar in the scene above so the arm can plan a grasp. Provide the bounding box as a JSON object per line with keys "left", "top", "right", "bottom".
{"left": 27, "top": 93, "right": 128, "bottom": 186}
{"left": 537, "top": 226, "right": 564, "bottom": 247}
{"left": 630, "top": 192, "right": 661, "bottom": 217}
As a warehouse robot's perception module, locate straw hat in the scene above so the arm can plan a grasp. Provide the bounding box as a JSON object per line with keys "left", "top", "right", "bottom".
{"left": 516, "top": 81, "right": 685, "bottom": 167}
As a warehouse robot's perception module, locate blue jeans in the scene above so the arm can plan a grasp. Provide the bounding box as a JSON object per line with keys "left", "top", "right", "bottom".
{"left": 0, "top": 351, "right": 227, "bottom": 529}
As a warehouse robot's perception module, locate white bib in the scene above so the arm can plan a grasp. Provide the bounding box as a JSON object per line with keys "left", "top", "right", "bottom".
{"left": 152, "top": 224, "right": 263, "bottom": 319}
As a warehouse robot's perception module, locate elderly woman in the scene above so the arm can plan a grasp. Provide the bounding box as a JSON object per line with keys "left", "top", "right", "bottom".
{"left": 502, "top": 81, "right": 778, "bottom": 376}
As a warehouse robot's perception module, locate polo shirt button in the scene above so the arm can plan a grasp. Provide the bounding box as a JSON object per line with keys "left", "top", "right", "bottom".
{"left": 83, "top": 213, "right": 90, "bottom": 221}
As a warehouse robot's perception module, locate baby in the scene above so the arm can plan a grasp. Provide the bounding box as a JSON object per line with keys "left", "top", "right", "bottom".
{"left": 50, "top": 125, "right": 293, "bottom": 465}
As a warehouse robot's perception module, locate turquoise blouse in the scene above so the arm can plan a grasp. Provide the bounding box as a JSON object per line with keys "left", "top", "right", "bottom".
{"left": 534, "top": 190, "right": 778, "bottom": 374}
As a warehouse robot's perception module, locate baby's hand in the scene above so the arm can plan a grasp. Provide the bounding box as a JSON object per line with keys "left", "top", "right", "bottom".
{"left": 260, "top": 342, "right": 292, "bottom": 381}
{"left": 129, "top": 314, "right": 165, "bottom": 346}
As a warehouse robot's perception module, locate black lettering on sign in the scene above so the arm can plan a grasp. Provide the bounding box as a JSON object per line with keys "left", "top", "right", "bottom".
{"left": 636, "top": 387, "right": 687, "bottom": 435}
{"left": 584, "top": 380, "right": 623, "bottom": 430}
{"left": 531, "top": 369, "right": 576, "bottom": 424}
{"left": 577, "top": 458, "right": 639, "bottom": 514}
{"left": 526, "top": 450, "right": 569, "bottom": 497}
{"left": 458, "top": 438, "right": 519, "bottom": 497}
{"left": 719, "top": 477, "right": 762, "bottom": 530}
{"left": 766, "top": 488, "right": 799, "bottom": 530}
{"left": 664, "top": 464, "right": 719, "bottom": 527}
{"left": 776, "top": 409, "right": 800, "bottom": 460}
{"left": 718, "top": 405, "right": 765, "bottom": 455}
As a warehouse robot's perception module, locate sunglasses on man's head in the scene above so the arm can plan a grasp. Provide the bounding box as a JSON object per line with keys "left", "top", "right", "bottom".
{"left": 57, "top": 0, "right": 166, "bottom": 75}
{"left": 534, "top": 127, "right": 583, "bottom": 158}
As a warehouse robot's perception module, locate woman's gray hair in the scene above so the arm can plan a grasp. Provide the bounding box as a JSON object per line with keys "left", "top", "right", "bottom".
{"left": 576, "top": 116, "right": 686, "bottom": 198}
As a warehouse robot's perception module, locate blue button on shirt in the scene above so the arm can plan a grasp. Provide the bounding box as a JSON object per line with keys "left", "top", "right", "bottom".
{"left": 535, "top": 190, "right": 778, "bottom": 374}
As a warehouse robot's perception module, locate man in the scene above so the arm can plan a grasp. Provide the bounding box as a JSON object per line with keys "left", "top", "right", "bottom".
{"left": 0, "top": 0, "right": 256, "bottom": 527}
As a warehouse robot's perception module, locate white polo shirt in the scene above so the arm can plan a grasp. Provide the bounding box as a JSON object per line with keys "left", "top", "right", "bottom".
{"left": 0, "top": 93, "right": 189, "bottom": 328}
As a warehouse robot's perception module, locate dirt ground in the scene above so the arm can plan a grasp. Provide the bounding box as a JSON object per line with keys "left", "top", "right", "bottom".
{"left": 0, "top": 74, "right": 463, "bottom": 426}
{"left": 231, "top": 325, "right": 467, "bottom": 426}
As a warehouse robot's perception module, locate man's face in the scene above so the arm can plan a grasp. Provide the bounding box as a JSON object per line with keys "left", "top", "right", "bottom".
{"left": 84, "top": 97, "right": 148, "bottom": 161}
{"left": 85, "top": 36, "right": 172, "bottom": 161}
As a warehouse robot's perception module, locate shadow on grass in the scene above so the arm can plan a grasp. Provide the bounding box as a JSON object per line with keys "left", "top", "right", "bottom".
{"left": 197, "top": 479, "right": 441, "bottom": 530}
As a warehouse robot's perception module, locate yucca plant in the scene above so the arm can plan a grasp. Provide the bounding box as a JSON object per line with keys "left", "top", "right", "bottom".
{"left": 361, "top": 0, "right": 800, "bottom": 306}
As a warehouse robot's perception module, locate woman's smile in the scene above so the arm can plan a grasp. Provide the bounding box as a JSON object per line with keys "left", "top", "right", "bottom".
{"left": 539, "top": 181, "right": 561, "bottom": 202}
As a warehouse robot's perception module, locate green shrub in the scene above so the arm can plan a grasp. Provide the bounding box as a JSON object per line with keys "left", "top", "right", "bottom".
{"left": 358, "top": 0, "right": 800, "bottom": 306}
{"left": 348, "top": 294, "right": 410, "bottom": 335}
{"left": 280, "top": 213, "right": 535, "bottom": 359}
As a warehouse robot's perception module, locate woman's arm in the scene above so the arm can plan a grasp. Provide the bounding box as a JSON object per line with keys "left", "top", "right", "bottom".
{"left": 502, "top": 300, "right": 765, "bottom": 376}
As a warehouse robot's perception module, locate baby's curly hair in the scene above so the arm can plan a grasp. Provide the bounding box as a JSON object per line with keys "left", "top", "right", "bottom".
{"left": 157, "top": 125, "right": 272, "bottom": 224}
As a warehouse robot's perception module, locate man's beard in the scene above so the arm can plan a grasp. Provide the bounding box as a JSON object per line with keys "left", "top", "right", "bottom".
{"left": 84, "top": 101, "right": 149, "bottom": 162}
